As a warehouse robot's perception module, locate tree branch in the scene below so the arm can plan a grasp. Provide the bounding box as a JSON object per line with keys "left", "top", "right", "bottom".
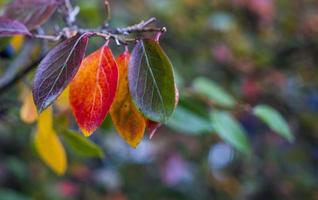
{"left": 0, "top": 57, "right": 42, "bottom": 95}
{"left": 0, "top": 1, "right": 167, "bottom": 94}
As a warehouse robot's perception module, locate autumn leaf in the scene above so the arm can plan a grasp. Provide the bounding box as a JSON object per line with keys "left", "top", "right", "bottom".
{"left": 11, "top": 35, "right": 25, "bottom": 52}
{"left": 34, "top": 106, "right": 67, "bottom": 175}
{"left": 3, "top": 0, "right": 58, "bottom": 30}
{"left": 110, "top": 50, "right": 146, "bottom": 148}
{"left": 70, "top": 45, "right": 118, "bottom": 136}
{"left": 33, "top": 34, "right": 90, "bottom": 112}
{"left": 128, "top": 39, "right": 177, "bottom": 123}
{"left": 55, "top": 86, "right": 70, "bottom": 112}
{"left": 20, "top": 86, "right": 38, "bottom": 124}
{"left": 0, "top": 17, "right": 31, "bottom": 37}
{"left": 146, "top": 120, "right": 161, "bottom": 139}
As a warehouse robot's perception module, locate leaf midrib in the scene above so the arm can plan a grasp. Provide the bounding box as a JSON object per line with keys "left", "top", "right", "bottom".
{"left": 39, "top": 34, "right": 86, "bottom": 111}
{"left": 141, "top": 41, "right": 167, "bottom": 121}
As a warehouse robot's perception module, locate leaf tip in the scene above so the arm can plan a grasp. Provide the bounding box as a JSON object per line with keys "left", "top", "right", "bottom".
{"left": 81, "top": 129, "right": 94, "bottom": 137}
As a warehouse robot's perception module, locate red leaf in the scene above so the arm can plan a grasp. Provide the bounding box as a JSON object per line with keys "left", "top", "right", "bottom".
{"left": 70, "top": 45, "right": 118, "bottom": 136}
{"left": 146, "top": 120, "right": 161, "bottom": 139}
{"left": 0, "top": 17, "right": 31, "bottom": 37}
{"left": 33, "top": 34, "right": 90, "bottom": 112}
{"left": 3, "top": 0, "right": 58, "bottom": 30}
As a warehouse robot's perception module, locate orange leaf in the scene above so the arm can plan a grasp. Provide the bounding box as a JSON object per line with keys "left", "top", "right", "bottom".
{"left": 110, "top": 50, "right": 146, "bottom": 148}
{"left": 70, "top": 45, "right": 118, "bottom": 136}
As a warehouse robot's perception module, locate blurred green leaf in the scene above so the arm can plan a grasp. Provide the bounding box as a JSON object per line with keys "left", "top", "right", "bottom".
{"left": 179, "top": 95, "right": 210, "bottom": 119}
{"left": 211, "top": 111, "right": 251, "bottom": 154}
{"left": 0, "top": 38, "right": 10, "bottom": 51}
{"left": 193, "top": 77, "right": 236, "bottom": 108}
{"left": 0, "top": 189, "right": 31, "bottom": 200}
{"left": 253, "top": 104, "right": 294, "bottom": 142}
{"left": 63, "top": 129, "right": 104, "bottom": 158}
{"left": 167, "top": 106, "right": 213, "bottom": 134}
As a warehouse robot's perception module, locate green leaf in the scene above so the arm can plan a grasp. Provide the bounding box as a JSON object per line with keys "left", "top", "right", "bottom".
{"left": 193, "top": 77, "right": 236, "bottom": 108}
{"left": 62, "top": 129, "right": 104, "bottom": 158}
{"left": 253, "top": 104, "right": 294, "bottom": 142}
{"left": 167, "top": 106, "right": 213, "bottom": 134}
{"left": 211, "top": 111, "right": 251, "bottom": 154}
{"left": 0, "top": 37, "right": 10, "bottom": 50}
{"left": 128, "top": 39, "right": 176, "bottom": 123}
{"left": 0, "top": 189, "right": 31, "bottom": 200}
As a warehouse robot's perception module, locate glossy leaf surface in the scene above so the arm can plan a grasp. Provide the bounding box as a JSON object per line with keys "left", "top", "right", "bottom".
{"left": 70, "top": 45, "right": 118, "bottom": 136}
{"left": 128, "top": 39, "right": 176, "bottom": 123}
{"left": 0, "top": 17, "right": 31, "bottom": 37}
{"left": 33, "top": 34, "right": 89, "bottom": 112}
{"left": 253, "top": 104, "right": 294, "bottom": 142}
{"left": 62, "top": 129, "right": 104, "bottom": 158}
{"left": 3, "top": 0, "right": 58, "bottom": 30}
{"left": 110, "top": 50, "right": 146, "bottom": 147}
{"left": 211, "top": 111, "right": 251, "bottom": 154}
{"left": 34, "top": 107, "right": 67, "bottom": 175}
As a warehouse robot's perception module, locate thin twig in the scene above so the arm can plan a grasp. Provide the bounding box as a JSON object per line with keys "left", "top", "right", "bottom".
{"left": 104, "top": 0, "right": 111, "bottom": 24}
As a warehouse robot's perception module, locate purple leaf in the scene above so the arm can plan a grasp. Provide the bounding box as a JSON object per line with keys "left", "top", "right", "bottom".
{"left": 0, "top": 17, "right": 31, "bottom": 36}
{"left": 3, "top": 0, "right": 58, "bottom": 30}
{"left": 33, "top": 34, "right": 90, "bottom": 112}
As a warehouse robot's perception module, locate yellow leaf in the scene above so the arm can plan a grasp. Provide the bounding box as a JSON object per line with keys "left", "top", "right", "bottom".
{"left": 37, "top": 106, "right": 53, "bottom": 133}
{"left": 34, "top": 107, "right": 67, "bottom": 175}
{"left": 10, "top": 35, "right": 24, "bottom": 52}
{"left": 110, "top": 50, "right": 146, "bottom": 148}
{"left": 55, "top": 86, "right": 70, "bottom": 111}
{"left": 20, "top": 87, "right": 38, "bottom": 124}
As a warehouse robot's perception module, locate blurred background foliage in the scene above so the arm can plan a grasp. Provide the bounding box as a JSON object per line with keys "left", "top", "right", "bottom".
{"left": 1, "top": 0, "right": 318, "bottom": 199}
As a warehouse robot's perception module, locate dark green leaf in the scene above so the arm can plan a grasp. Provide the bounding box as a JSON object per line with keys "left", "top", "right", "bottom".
{"left": 128, "top": 39, "right": 176, "bottom": 122}
{"left": 211, "top": 111, "right": 251, "bottom": 154}
{"left": 253, "top": 104, "right": 294, "bottom": 142}
{"left": 193, "top": 77, "right": 236, "bottom": 108}
{"left": 32, "top": 34, "right": 89, "bottom": 112}
{"left": 62, "top": 129, "right": 104, "bottom": 158}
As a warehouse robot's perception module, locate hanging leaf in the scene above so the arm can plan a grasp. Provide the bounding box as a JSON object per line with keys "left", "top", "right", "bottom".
{"left": 146, "top": 120, "right": 161, "bottom": 139}
{"left": 193, "top": 77, "right": 236, "bottom": 108}
{"left": 211, "top": 111, "right": 251, "bottom": 154}
{"left": 62, "top": 129, "right": 104, "bottom": 158}
{"left": 128, "top": 39, "right": 176, "bottom": 123}
{"left": 70, "top": 45, "right": 118, "bottom": 136}
{"left": 253, "top": 104, "right": 294, "bottom": 142}
{"left": 20, "top": 87, "right": 38, "bottom": 124}
{"left": 34, "top": 107, "right": 67, "bottom": 175}
{"left": 110, "top": 50, "right": 146, "bottom": 148}
{"left": 3, "top": 0, "right": 58, "bottom": 30}
{"left": 33, "top": 34, "right": 90, "bottom": 112}
{"left": 0, "top": 17, "right": 31, "bottom": 37}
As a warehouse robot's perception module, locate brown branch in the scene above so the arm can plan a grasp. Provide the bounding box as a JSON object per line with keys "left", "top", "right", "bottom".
{"left": 0, "top": 0, "right": 167, "bottom": 95}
